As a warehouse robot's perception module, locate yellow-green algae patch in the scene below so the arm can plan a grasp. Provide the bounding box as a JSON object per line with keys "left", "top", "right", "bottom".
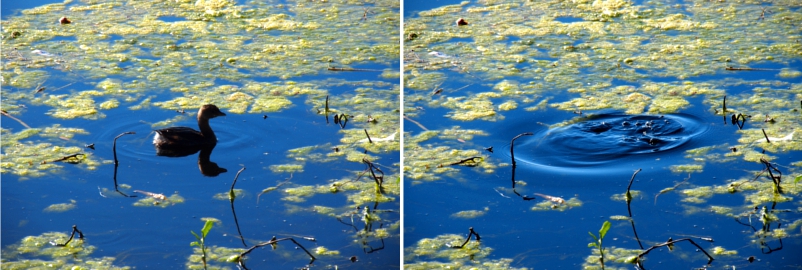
{"left": 405, "top": 234, "right": 492, "bottom": 262}
{"left": 43, "top": 199, "right": 77, "bottom": 213}
{"left": 451, "top": 207, "right": 489, "bottom": 219}
{"left": 186, "top": 245, "right": 245, "bottom": 269}
{"left": 530, "top": 197, "right": 582, "bottom": 211}
{"left": 1, "top": 126, "right": 102, "bottom": 178}
{"left": 1, "top": 232, "right": 130, "bottom": 269}
{"left": 132, "top": 193, "right": 184, "bottom": 207}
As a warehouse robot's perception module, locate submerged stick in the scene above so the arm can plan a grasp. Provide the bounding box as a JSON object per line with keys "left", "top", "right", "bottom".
{"left": 636, "top": 238, "right": 714, "bottom": 269}
{"left": 722, "top": 96, "right": 726, "bottom": 125}
{"left": 403, "top": 114, "right": 429, "bottom": 131}
{"left": 327, "top": 67, "right": 383, "bottom": 72}
{"left": 1, "top": 110, "right": 32, "bottom": 129}
{"left": 725, "top": 67, "right": 779, "bottom": 71}
{"left": 449, "top": 227, "right": 481, "bottom": 248}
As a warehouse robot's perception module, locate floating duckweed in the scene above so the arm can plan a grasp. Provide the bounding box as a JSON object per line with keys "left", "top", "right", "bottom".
{"left": 213, "top": 189, "right": 244, "bottom": 200}
{"left": 186, "top": 245, "right": 246, "bottom": 268}
{"left": 711, "top": 246, "right": 737, "bottom": 256}
{"left": 709, "top": 206, "right": 733, "bottom": 215}
{"left": 1, "top": 232, "right": 131, "bottom": 269}
{"left": 530, "top": 197, "right": 582, "bottom": 211}
{"left": 200, "top": 217, "right": 222, "bottom": 226}
{"left": 610, "top": 191, "right": 640, "bottom": 202}
{"left": 269, "top": 164, "right": 304, "bottom": 173}
{"left": 43, "top": 199, "right": 77, "bottom": 213}
{"left": 670, "top": 164, "right": 703, "bottom": 173}
{"left": 314, "top": 246, "right": 340, "bottom": 256}
{"left": 609, "top": 215, "right": 632, "bottom": 221}
{"left": 451, "top": 207, "right": 489, "bottom": 219}
{"left": 778, "top": 68, "right": 801, "bottom": 78}
{"left": 132, "top": 194, "right": 184, "bottom": 207}
{"left": 312, "top": 205, "right": 336, "bottom": 215}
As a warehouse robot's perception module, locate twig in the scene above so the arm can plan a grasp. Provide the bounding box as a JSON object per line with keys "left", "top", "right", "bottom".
{"left": 54, "top": 225, "right": 84, "bottom": 246}
{"left": 439, "top": 156, "right": 483, "bottom": 167}
{"left": 230, "top": 166, "right": 246, "bottom": 197}
{"left": 237, "top": 237, "right": 316, "bottom": 270}
{"left": 113, "top": 131, "right": 136, "bottom": 166}
{"left": 362, "top": 158, "right": 385, "bottom": 194}
{"left": 759, "top": 157, "right": 783, "bottom": 194}
{"left": 42, "top": 153, "right": 85, "bottom": 164}
{"left": 636, "top": 238, "right": 714, "bottom": 269}
{"left": 625, "top": 169, "right": 644, "bottom": 249}
{"left": 364, "top": 129, "right": 373, "bottom": 143}
{"left": 510, "top": 132, "right": 535, "bottom": 200}
{"left": 655, "top": 173, "right": 691, "bottom": 205}
{"left": 762, "top": 128, "right": 771, "bottom": 143}
{"left": 449, "top": 227, "right": 481, "bottom": 248}
{"left": 325, "top": 95, "right": 329, "bottom": 124}
{"left": 1, "top": 110, "right": 32, "bottom": 129}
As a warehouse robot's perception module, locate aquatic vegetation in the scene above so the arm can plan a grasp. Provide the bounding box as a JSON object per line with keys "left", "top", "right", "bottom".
{"left": 0, "top": 232, "right": 130, "bottom": 269}
{"left": 451, "top": 207, "right": 489, "bottom": 218}
{"left": 132, "top": 193, "right": 184, "bottom": 207}
{"left": 43, "top": 199, "right": 77, "bottom": 213}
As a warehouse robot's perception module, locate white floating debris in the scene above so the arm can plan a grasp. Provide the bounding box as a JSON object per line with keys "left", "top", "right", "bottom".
{"left": 428, "top": 51, "right": 450, "bottom": 58}
{"left": 31, "top": 50, "right": 54, "bottom": 56}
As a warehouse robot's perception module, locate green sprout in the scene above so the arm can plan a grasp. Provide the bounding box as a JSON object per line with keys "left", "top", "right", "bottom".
{"left": 588, "top": 220, "right": 612, "bottom": 270}
{"left": 190, "top": 220, "right": 215, "bottom": 270}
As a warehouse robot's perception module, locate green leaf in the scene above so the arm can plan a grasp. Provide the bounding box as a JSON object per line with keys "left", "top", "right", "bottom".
{"left": 190, "top": 241, "right": 200, "bottom": 247}
{"left": 794, "top": 175, "right": 801, "bottom": 184}
{"left": 588, "top": 231, "right": 598, "bottom": 242}
{"left": 201, "top": 220, "right": 214, "bottom": 238}
{"left": 599, "top": 221, "right": 611, "bottom": 240}
{"left": 588, "top": 243, "right": 597, "bottom": 248}
{"left": 191, "top": 231, "right": 201, "bottom": 241}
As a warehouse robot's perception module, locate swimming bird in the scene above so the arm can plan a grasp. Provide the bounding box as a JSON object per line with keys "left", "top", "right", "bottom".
{"left": 153, "top": 104, "right": 226, "bottom": 148}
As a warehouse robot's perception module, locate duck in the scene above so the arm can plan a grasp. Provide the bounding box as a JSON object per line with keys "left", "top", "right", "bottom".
{"left": 153, "top": 104, "right": 226, "bottom": 148}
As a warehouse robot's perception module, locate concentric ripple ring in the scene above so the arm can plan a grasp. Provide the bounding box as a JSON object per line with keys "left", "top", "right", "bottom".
{"left": 516, "top": 113, "right": 708, "bottom": 170}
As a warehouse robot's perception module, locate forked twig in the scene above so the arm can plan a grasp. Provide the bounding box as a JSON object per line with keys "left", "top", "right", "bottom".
{"left": 636, "top": 238, "right": 714, "bottom": 269}
{"left": 449, "top": 227, "right": 481, "bottom": 248}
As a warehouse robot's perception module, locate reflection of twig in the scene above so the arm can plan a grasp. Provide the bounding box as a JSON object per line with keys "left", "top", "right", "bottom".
{"left": 1, "top": 110, "right": 32, "bottom": 129}
{"left": 449, "top": 227, "right": 481, "bottom": 248}
{"left": 112, "top": 132, "right": 136, "bottom": 197}
{"left": 759, "top": 157, "right": 783, "bottom": 194}
{"left": 625, "top": 169, "right": 644, "bottom": 249}
{"left": 403, "top": 114, "right": 429, "bottom": 131}
{"left": 229, "top": 167, "right": 248, "bottom": 247}
{"left": 362, "top": 158, "right": 385, "bottom": 194}
{"left": 113, "top": 132, "right": 136, "bottom": 166}
{"left": 509, "top": 132, "right": 535, "bottom": 201}
{"left": 636, "top": 238, "right": 714, "bottom": 269}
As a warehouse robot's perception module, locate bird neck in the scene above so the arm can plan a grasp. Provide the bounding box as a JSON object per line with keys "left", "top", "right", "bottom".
{"left": 197, "top": 115, "right": 216, "bottom": 140}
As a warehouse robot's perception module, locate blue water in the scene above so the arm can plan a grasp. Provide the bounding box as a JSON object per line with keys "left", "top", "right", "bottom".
{"left": 1, "top": 0, "right": 400, "bottom": 269}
